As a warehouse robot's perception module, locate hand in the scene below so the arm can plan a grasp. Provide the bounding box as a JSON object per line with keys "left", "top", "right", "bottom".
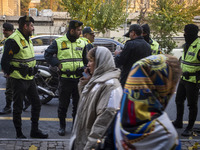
{"left": 79, "top": 76, "right": 91, "bottom": 85}
{"left": 114, "top": 50, "right": 122, "bottom": 56}
{"left": 58, "top": 64, "right": 62, "bottom": 70}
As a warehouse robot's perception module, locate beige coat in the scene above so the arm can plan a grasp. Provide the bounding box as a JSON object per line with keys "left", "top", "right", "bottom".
{"left": 70, "top": 46, "right": 123, "bottom": 150}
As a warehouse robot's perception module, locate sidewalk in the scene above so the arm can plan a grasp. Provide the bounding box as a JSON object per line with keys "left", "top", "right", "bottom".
{"left": 0, "top": 138, "right": 200, "bottom": 150}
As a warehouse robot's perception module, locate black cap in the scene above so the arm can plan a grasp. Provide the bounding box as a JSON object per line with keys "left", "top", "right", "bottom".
{"left": 69, "top": 20, "right": 83, "bottom": 30}
{"left": 141, "top": 24, "right": 150, "bottom": 35}
{"left": 124, "top": 24, "right": 142, "bottom": 37}
{"left": 18, "top": 15, "right": 34, "bottom": 24}
{"left": 3, "top": 22, "right": 14, "bottom": 31}
{"left": 184, "top": 24, "right": 199, "bottom": 36}
{"left": 82, "top": 27, "right": 94, "bottom": 35}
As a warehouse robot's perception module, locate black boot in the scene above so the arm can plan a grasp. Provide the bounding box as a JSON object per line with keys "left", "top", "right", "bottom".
{"left": 30, "top": 129, "right": 48, "bottom": 138}
{"left": 173, "top": 104, "right": 184, "bottom": 128}
{"left": 58, "top": 118, "right": 66, "bottom": 136}
{"left": 16, "top": 128, "right": 26, "bottom": 139}
{"left": 0, "top": 107, "right": 11, "bottom": 114}
{"left": 30, "top": 123, "right": 48, "bottom": 138}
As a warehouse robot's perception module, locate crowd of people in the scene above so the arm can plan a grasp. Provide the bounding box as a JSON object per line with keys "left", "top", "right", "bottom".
{"left": 1, "top": 15, "right": 200, "bottom": 150}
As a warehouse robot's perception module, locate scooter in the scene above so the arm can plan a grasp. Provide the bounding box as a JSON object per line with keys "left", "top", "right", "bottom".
{"left": 35, "top": 65, "right": 59, "bottom": 104}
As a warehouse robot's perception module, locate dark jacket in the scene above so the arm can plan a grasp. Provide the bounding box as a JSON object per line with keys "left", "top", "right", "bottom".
{"left": 115, "top": 36, "right": 151, "bottom": 87}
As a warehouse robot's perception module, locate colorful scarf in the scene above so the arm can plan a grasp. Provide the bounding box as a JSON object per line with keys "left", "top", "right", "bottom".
{"left": 115, "top": 54, "right": 181, "bottom": 150}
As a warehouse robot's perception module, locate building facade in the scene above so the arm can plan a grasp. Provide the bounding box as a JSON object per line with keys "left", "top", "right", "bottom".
{"left": 0, "top": 0, "right": 20, "bottom": 16}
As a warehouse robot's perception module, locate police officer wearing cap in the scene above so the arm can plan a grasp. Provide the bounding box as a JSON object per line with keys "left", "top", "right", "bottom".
{"left": 1, "top": 15, "right": 48, "bottom": 139}
{"left": 45, "top": 20, "right": 87, "bottom": 136}
{"left": 0, "top": 22, "right": 14, "bottom": 115}
{"left": 173, "top": 24, "right": 200, "bottom": 136}
{"left": 81, "top": 27, "right": 95, "bottom": 49}
{"left": 141, "top": 24, "right": 162, "bottom": 55}
{"left": 114, "top": 24, "right": 151, "bottom": 88}
{"left": 0, "top": 23, "right": 14, "bottom": 46}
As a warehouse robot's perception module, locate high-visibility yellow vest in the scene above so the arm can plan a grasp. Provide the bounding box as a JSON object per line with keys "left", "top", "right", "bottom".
{"left": 181, "top": 38, "right": 200, "bottom": 83}
{"left": 56, "top": 35, "right": 85, "bottom": 78}
{"left": 8, "top": 29, "right": 36, "bottom": 80}
{"left": 151, "top": 39, "right": 160, "bottom": 55}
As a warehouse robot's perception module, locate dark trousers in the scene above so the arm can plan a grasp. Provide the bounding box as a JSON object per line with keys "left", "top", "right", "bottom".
{"left": 10, "top": 78, "right": 41, "bottom": 134}
{"left": 175, "top": 79, "right": 199, "bottom": 129}
{"left": 58, "top": 77, "right": 79, "bottom": 127}
{"left": 5, "top": 77, "right": 13, "bottom": 108}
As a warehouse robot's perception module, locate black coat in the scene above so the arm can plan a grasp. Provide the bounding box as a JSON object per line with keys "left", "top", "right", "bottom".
{"left": 115, "top": 36, "right": 151, "bottom": 87}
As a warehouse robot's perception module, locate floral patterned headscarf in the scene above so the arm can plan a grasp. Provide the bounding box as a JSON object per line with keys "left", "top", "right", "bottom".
{"left": 120, "top": 54, "right": 181, "bottom": 132}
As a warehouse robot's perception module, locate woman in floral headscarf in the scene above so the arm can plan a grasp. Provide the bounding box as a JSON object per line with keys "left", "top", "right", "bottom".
{"left": 114, "top": 54, "right": 182, "bottom": 150}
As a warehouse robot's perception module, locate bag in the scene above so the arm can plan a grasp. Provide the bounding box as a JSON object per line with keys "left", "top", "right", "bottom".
{"left": 95, "top": 114, "right": 116, "bottom": 150}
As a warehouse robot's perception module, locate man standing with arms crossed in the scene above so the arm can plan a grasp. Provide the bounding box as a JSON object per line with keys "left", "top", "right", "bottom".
{"left": 1, "top": 15, "right": 48, "bottom": 139}
{"left": 45, "top": 20, "right": 87, "bottom": 136}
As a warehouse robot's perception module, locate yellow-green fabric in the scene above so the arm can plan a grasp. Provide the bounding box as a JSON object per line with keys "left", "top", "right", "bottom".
{"left": 56, "top": 35, "right": 85, "bottom": 78}
{"left": 8, "top": 29, "right": 36, "bottom": 80}
{"left": 80, "top": 37, "right": 89, "bottom": 44}
{"left": 181, "top": 38, "right": 200, "bottom": 83}
{"left": 151, "top": 39, "right": 159, "bottom": 55}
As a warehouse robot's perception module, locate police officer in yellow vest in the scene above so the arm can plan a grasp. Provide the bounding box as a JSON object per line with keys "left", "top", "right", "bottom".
{"left": 1, "top": 15, "right": 48, "bottom": 139}
{"left": 173, "top": 24, "right": 200, "bottom": 136}
{"left": 141, "top": 24, "right": 162, "bottom": 55}
{"left": 81, "top": 27, "right": 95, "bottom": 48}
{"left": 44, "top": 20, "right": 87, "bottom": 136}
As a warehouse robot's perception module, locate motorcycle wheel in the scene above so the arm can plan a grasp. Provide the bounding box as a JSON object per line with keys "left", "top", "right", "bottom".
{"left": 39, "top": 92, "right": 53, "bottom": 104}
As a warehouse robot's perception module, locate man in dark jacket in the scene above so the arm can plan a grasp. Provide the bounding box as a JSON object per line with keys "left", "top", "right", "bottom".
{"left": 114, "top": 24, "right": 151, "bottom": 87}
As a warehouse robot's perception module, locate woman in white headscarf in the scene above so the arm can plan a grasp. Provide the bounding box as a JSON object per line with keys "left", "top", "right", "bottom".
{"left": 70, "top": 46, "right": 123, "bottom": 150}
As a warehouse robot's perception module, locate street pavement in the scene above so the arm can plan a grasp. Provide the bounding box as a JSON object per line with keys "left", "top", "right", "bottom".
{"left": 0, "top": 138, "right": 200, "bottom": 150}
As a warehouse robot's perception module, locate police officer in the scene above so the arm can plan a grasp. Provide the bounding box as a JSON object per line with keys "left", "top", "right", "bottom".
{"left": 141, "top": 24, "right": 162, "bottom": 55}
{"left": 44, "top": 20, "right": 87, "bottom": 136}
{"left": 0, "top": 23, "right": 14, "bottom": 114}
{"left": 81, "top": 27, "right": 95, "bottom": 48}
{"left": 81, "top": 27, "right": 95, "bottom": 64}
{"left": 1, "top": 15, "right": 48, "bottom": 139}
{"left": 173, "top": 24, "right": 200, "bottom": 136}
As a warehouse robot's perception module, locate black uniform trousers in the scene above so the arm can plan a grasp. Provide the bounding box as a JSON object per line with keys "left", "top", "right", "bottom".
{"left": 58, "top": 77, "right": 79, "bottom": 127}
{"left": 175, "top": 78, "right": 199, "bottom": 129}
{"left": 5, "top": 77, "right": 13, "bottom": 108}
{"left": 10, "top": 78, "right": 41, "bottom": 134}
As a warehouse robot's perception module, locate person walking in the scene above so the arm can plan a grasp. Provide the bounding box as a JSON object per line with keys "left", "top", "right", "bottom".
{"left": 0, "top": 23, "right": 14, "bottom": 114}
{"left": 70, "top": 46, "right": 123, "bottom": 150}
{"left": 114, "top": 24, "right": 151, "bottom": 88}
{"left": 173, "top": 24, "right": 200, "bottom": 136}
{"left": 141, "top": 23, "right": 162, "bottom": 55}
{"left": 44, "top": 20, "right": 87, "bottom": 136}
{"left": 114, "top": 54, "right": 181, "bottom": 150}
{"left": 1, "top": 15, "right": 48, "bottom": 139}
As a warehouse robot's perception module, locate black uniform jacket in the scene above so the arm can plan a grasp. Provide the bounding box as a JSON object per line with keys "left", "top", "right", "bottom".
{"left": 115, "top": 36, "right": 151, "bottom": 87}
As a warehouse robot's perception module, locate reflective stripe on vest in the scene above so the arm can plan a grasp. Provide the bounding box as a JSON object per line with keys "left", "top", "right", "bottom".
{"left": 181, "top": 38, "right": 200, "bottom": 83}
{"left": 56, "top": 35, "right": 85, "bottom": 78}
{"left": 8, "top": 29, "right": 36, "bottom": 80}
{"left": 11, "top": 57, "right": 35, "bottom": 63}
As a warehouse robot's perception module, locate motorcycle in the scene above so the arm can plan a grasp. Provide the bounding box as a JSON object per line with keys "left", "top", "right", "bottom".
{"left": 35, "top": 65, "right": 59, "bottom": 104}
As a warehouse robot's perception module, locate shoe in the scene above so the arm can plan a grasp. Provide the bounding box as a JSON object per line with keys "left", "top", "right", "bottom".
{"left": 181, "top": 128, "right": 193, "bottom": 136}
{"left": 0, "top": 107, "right": 11, "bottom": 114}
{"left": 58, "top": 128, "right": 65, "bottom": 136}
{"left": 30, "top": 129, "right": 48, "bottom": 138}
{"left": 172, "top": 120, "right": 183, "bottom": 128}
{"left": 16, "top": 134, "right": 27, "bottom": 139}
